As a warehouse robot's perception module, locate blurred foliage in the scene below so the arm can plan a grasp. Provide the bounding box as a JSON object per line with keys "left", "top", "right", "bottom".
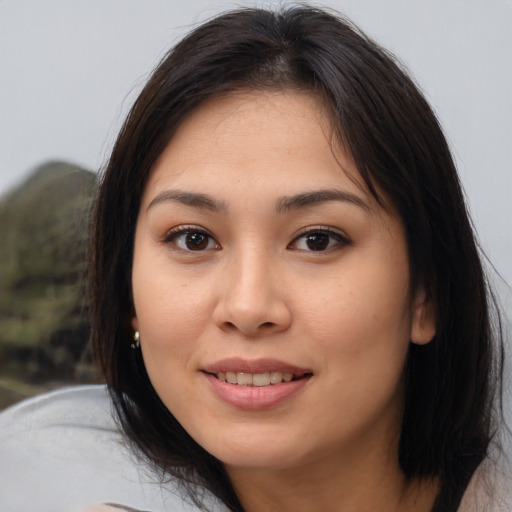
{"left": 0, "top": 161, "right": 99, "bottom": 408}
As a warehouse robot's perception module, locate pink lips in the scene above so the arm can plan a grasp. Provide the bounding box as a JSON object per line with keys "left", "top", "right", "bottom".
{"left": 202, "top": 358, "right": 312, "bottom": 410}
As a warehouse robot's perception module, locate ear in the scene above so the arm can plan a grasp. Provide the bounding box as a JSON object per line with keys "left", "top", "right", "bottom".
{"left": 131, "top": 316, "right": 139, "bottom": 332}
{"left": 410, "top": 288, "right": 436, "bottom": 345}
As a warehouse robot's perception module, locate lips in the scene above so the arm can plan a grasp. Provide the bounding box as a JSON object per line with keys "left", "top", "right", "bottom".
{"left": 201, "top": 358, "right": 312, "bottom": 410}
{"left": 202, "top": 358, "right": 312, "bottom": 385}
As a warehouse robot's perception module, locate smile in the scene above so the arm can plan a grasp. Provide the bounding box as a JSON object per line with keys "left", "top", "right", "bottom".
{"left": 204, "top": 372, "right": 312, "bottom": 410}
{"left": 215, "top": 371, "right": 305, "bottom": 386}
{"left": 201, "top": 359, "right": 313, "bottom": 409}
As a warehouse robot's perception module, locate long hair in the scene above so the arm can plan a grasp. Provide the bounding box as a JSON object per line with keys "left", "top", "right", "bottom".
{"left": 89, "top": 6, "right": 503, "bottom": 511}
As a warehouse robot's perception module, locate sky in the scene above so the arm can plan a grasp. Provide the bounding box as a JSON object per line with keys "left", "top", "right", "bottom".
{"left": 1, "top": 0, "right": 511, "bottom": 286}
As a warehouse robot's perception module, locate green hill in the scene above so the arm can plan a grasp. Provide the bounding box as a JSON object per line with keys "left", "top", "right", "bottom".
{"left": 0, "top": 161, "right": 99, "bottom": 407}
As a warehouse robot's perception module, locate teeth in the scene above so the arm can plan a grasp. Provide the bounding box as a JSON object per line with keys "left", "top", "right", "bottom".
{"left": 215, "top": 371, "right": 300, "bottom": 386}
{"left": 237, "top": 372, "right": 253, "bottom": 386}
{"left": 252, "top": 372, "right": 270, "bottom": 387}
{"left": 270, "top": 371, "right": 283, "bottom": 384}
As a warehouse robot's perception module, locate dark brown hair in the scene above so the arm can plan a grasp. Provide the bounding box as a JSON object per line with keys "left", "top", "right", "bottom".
{"left": 90, "top": 6, "right": 503, "bottom": 511}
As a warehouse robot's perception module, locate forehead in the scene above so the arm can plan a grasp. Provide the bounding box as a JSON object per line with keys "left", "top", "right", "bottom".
{"left": 143, "top": 90, "right": 368, "bottom": 205}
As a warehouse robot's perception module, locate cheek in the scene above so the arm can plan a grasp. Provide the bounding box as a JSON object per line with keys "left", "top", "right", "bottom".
{"left": 300, "top": 273, "right": 411, "bottom": 433}
{"left": 131, "top": 258, "right": 215, "bottom": 374}
{"left": 133, "top": 241, "right": 212, "bottom": 323}
{"left": 302, "top": 263, "right": 410, "bottom": 341}
{"left": 135, "top": 285, "right": 210, "bottom": 352}
{"left": 298, "top": 253, "right": 413, "bottom": 392}
{"left": 133, "top": 276, "right": 208, "bottom": 410}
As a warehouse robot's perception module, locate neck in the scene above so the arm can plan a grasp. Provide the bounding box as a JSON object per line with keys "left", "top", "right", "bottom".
{"left": 226, "top": 438, "right": 438, "bottom": 512}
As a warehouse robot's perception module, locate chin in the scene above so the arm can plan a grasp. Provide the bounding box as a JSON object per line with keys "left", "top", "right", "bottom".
{"left": 196, "top": 429, "right": 314, "bottom": 472}
{"left": 220, "top": 449, "right": 306, "bottom": 472}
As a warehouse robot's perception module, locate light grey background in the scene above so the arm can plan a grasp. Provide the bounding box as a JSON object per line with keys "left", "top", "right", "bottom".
{"left": 1, "top": 0, "right": 510, "bottom": 284}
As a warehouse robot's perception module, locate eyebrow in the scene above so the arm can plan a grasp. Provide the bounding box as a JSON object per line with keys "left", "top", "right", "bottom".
{"left": 147, "top": 190, "right": 228, "bottom": 212}
{"left": 276, "top": 189, "right": 370, "bottom": 213}
{"left": 146, "top": 188, "right": 369, "bottom": 214}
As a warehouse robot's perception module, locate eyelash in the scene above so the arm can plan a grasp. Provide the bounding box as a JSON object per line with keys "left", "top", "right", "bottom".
{"left": 162, "top": 225, "right": 351, "bottom": 253}
{"left": 162, "top": 225, "right": 220, "bottom": 252}
{"left": 288, "top": 226, "right": 351, "bottom": 252}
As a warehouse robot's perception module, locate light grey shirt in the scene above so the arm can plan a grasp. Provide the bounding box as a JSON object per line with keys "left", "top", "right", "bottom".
{"left": 0, "top": 385, "right": 226, "bottom": 512}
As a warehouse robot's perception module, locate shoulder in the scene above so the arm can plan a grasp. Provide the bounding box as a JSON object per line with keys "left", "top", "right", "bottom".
{"left": 78, "top": 505, "right": 151, "bottom": 512}
{"left": 0, "top": 384, "right": 114, "bottom": 437}
{"left": 78, "top": 506, "right": 139, "bottom": 512}
{"left": 459, "top": 459, "right": 512, "bottom": 512}
{"left": 0, "top": 385, "right": 214, "bottom": 512}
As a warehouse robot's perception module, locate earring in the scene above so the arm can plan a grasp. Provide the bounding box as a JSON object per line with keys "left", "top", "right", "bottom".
{"left": 131, "top": 330, "right": 140, "bottom": 350}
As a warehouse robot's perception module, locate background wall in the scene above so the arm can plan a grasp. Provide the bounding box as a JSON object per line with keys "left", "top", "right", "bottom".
{"left": 1, "top": 0, "right": 511, "bottom": 406}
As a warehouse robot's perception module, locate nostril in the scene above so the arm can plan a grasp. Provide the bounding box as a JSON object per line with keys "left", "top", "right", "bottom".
{"left": 220, "top": 320, "right": 277, "bottom": 335}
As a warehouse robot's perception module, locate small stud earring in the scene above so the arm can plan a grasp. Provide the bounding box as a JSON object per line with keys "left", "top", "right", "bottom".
{"left": 131, "top": 330, "right": 140, "bottom": 350}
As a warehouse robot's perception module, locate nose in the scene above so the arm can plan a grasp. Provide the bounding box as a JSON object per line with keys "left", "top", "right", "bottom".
{"left": 212, "top": 250, "right": 292, "bottom": 338}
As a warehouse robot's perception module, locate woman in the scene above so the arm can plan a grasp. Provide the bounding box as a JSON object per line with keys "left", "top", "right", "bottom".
{"left": 88, "top": 5, "right": 506, "bottom": 512}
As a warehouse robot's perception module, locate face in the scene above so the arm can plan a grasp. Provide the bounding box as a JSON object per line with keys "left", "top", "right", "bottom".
{"left": 131, "top": 91, "right": 435, "bottom": 473}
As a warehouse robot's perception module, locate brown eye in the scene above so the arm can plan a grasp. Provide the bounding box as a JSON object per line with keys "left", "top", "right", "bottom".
{"left": 164, "top": 227, "right": 220, "bottom": 251}
{"left": 289, "top": 228, "right": 350, "bottom": 252}
{"left": 185, "top": 232, "right": 209, "bottom": 250}
{"left": 305, "top": 233, "right": 330, "bottom": 251}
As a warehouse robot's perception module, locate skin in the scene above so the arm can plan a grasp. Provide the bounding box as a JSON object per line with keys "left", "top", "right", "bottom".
{"left": 131, "top": 91, "right": 437, "bottom": 511}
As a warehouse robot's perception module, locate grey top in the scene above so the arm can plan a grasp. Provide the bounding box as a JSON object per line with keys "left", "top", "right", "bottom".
{"left": 0, "top": 385, "right": 225, "bottom": 512}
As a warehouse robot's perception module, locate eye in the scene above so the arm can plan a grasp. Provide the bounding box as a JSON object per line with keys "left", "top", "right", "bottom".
{"left": 163, "top": 226, "right": 220, "bottom": 251}
{"left": 289, "top": 228, "right": 350, "bottom": 252}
